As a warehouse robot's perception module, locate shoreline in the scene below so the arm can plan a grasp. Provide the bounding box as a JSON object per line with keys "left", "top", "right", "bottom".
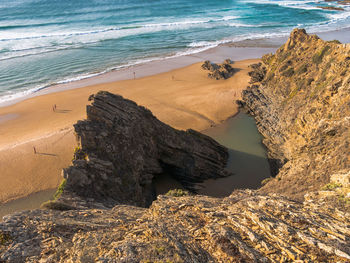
{"left": 0, "top": 46, "right": 276, "bottom": 108}
{"left": 1, "top": 27, "right": 350, "bottom": 108}
{"left": 1, "top": 26, "right": 349, "bottom": 208}
{"left": 0, "top": 57, "right": 257, "bottom": 205}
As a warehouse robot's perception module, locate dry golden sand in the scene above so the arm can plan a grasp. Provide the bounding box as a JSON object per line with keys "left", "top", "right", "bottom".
{"left": 0, "top": 59, "right": 258, "bottom": 203}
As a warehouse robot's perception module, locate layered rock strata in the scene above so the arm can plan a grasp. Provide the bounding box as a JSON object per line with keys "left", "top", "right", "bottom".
{"left": 58, "top": 91, "right": 229, "bottom": 208}
{"left": 240, "top": 29, "right": 350, "bottom": 202}
{"left": 1, "top": 29, "right": 350, "bottom": 262}
{"left": 1, "top": 190, "right": 349, "bottom": 262}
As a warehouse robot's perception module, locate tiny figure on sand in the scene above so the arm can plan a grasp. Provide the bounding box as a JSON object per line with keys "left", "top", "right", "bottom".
{"left": 33, "top": 146, "right": 37, "bottom": 154}
{"left": 52, "top": 104, "right": 57, "bottom": 112}
{"left": 133, "top": 72, "right": 136, "bottom": 79}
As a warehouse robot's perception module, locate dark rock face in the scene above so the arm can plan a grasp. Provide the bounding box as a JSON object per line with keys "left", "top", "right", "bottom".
{"left": 239, "top": 29, "right": 350, "bottom": 201}
{"left": 248, "top": 62, "right": 267, "bottom": 83}
{"left": 1, "top": 29, "right": 350, "bottom": 263}
{"left": 202, "top": 59, "right": 237, "bottom": 80}
{"left": 61, "top": 91, "right": 229, "bottom": 208}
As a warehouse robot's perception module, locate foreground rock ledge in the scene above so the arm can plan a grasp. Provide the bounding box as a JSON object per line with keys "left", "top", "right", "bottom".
{"left": 1, "top": 30, "right": 350, "bottom": 262}
{"left": 1, "top": 190, "right": 349, "bottom": 262}
{"left": 59, "top": 91, "right": 229, "bottom": 208}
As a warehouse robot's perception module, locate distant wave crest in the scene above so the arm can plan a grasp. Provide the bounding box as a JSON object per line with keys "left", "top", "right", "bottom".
{"left": 0, "top": 16, "right": 242, "bottom": 60}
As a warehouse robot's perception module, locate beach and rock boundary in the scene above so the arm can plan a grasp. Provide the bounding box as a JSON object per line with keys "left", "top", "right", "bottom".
{"left": 0, "top": 29, "right": 349, "bottom": 262}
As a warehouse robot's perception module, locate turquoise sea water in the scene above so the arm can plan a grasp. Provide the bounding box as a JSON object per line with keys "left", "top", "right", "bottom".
{"left": 0, "top": 0, "right": 349, "bottom": 104}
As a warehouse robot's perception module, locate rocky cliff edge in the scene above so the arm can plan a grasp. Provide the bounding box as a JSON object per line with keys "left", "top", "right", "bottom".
{"left": 240, "top": 29, "right": 350, "bottom": 204}
{"left": 1, "top": 29, "right": 350, "bottom": 262}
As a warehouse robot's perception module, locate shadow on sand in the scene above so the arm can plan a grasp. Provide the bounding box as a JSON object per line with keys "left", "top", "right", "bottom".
{"left": 36, "top": 152, "right": 58, "bottom": 157}
{"left": 54, "top": 109, "right": 72, "bottom": 113}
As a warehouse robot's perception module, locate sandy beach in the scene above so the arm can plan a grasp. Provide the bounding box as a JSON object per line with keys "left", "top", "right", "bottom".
{"left": 1, "top": 25, "right": 349, "bottom": 207}
{"left": 0, "top": 58, "right": 258, "bottom": 204}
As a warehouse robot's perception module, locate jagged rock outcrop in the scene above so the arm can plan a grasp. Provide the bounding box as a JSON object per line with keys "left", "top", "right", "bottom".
{"left": 248, "top": 63, "right": 267, "bottom": 83}
{"left": 1, "top": 190, "right": 349, "bottom": 262}
{"left": 1, "top": 29, "right": 350, "bottom": 262}
{"left": 202, "top": 59, "right": 237, "bottom": 80}
{"left": 239, "top": 29, "right": 350, "bottom": 202}
{"left": 57, "top": 91, "right": 229, "bottom": 208}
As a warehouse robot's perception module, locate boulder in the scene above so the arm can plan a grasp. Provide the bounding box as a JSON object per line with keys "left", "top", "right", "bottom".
{"left": 202, "top": 59, "right": 237, "bottom": 80}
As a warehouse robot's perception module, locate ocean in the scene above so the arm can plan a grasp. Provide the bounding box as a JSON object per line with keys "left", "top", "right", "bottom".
{"left": 0, "top": 0, "right": 349, "bottom": 105}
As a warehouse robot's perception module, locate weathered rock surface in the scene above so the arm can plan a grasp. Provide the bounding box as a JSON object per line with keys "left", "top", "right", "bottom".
{"left": 202, "top": 59, "right": 237, "bottom": 80}
{"left": 248, "top": 62, "right": 267, "bottom": 83}
{"left": 1, "top": 29, "right": 350, "bottom": 262}
{"left": 1, "top": 190, "right": 349, "bottom": 262}
{"left": 239, "top": 29, "right": 350, "bottom": 203}
{"left": 58, "top": 91, "right": 229, "bottom": 208}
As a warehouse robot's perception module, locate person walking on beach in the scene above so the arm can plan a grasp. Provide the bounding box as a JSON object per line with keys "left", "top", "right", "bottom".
{"left": 33, "top": 146, "right": 37, "bottom": 154}
{"left": 133, "top": 72, "right": 136, "bottom": 79}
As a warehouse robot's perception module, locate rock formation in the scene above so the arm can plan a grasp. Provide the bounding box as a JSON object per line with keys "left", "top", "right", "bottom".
{"left": 56, "top": 91, "right": 229, "bottom": 208}
{"left": 1, "top": 190, "right": 349, "bottom": 262}
{"left": 1, "top": 29, "right": 350, "bottom": 262}
{"left": 202, "top": 59, "right": 237, "bottom": 80}
{"left": 239, "top": 29, "right": 350, "bottom": 204}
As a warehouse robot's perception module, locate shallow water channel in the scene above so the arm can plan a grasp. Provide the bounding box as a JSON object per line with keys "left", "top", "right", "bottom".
{"left": 0, "top": 189, "right": 55, "bottom": 221}
{"left": 0, "top": 112, "right": 270, "bottom": 220}
{"left": 155, "top": 112, "right": 271, "bottom": 197}
{"left": 197, "top": 112, "right": 271, "bottom": 197}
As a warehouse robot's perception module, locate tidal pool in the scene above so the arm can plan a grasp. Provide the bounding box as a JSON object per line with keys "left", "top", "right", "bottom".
{"left": 0, "top": 189, "right": 55, "bottom": 221}
{"left": 197, "top": 112, "right": 271, "bottom": 197}
{"left": 154, "top": 112, "right": 271, "bottom": 197}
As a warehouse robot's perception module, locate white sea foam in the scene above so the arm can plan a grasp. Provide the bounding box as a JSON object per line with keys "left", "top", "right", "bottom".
{"left": 188, "top": 31, "right": 290, "bottom": 49}
{"left": 240, "top": 0, "right": 321, "bottom": 10}
{"left": 228, "top": 23, "right": 258, "bottom": 28}
{"left": 0, "top": 28, "right": 294, "bottom": 106}
{"left": 0, "top": 86, "right": 49, "bottom": 106}
{"left": 0, "top": 16, "right": 239, "bottom": 42}
{"left": 0, "top": 19, "right": 347, "bottom": 107}
{"left": 326, "top": 10, "right": 350, "bottom": 21}
{"left": 1, "top": 0, "right": 350, "bottom": 106}
{"left": 0, "top": 16, "right": 243, "bottom": 60}
{"left": 0, "top": 45, "right": 215, "bottom": 105}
